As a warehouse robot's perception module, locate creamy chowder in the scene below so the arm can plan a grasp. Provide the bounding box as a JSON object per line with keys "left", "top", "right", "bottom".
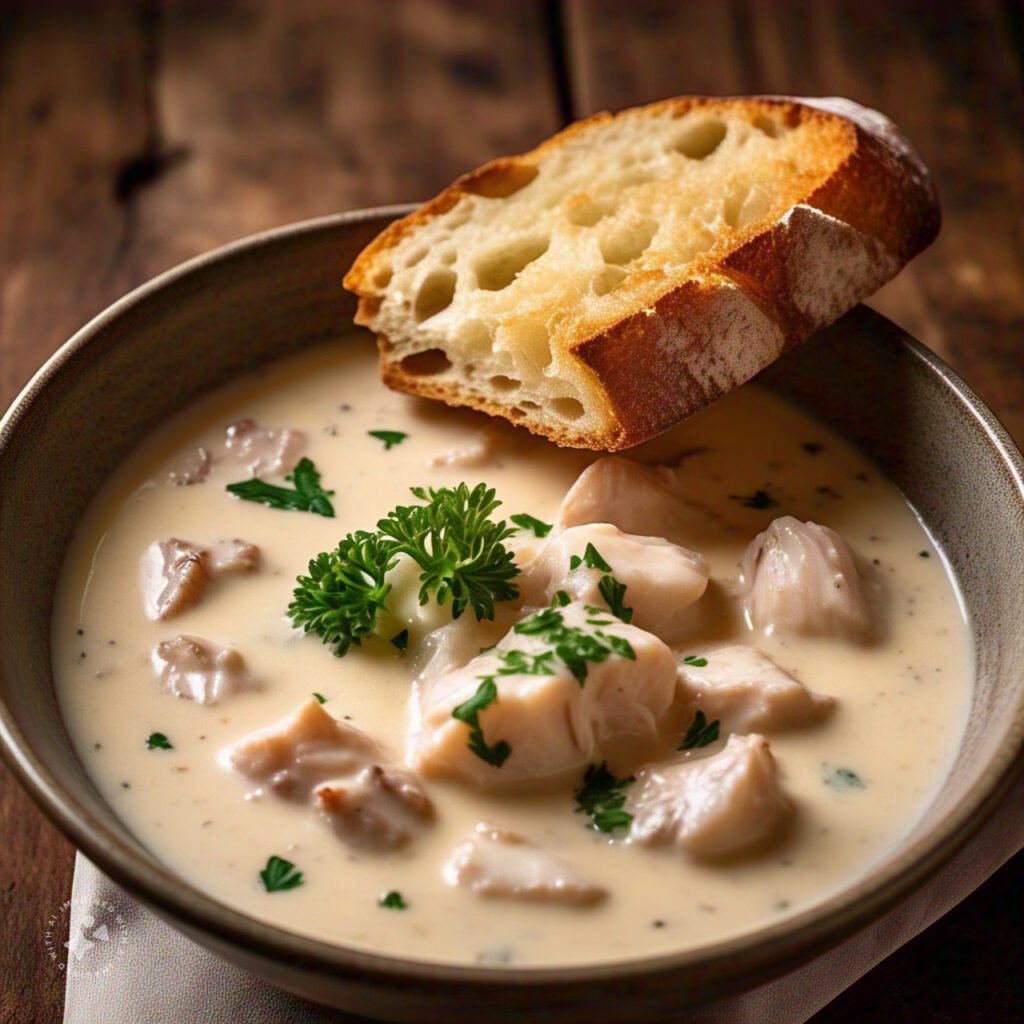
{"left": 52, "top": 333, "right": 970, "bottom": 967}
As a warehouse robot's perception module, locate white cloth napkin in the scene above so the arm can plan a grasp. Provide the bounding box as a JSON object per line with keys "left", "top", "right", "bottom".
{"left": 63, "top": 771, "right": 1023, "bottom": 1024}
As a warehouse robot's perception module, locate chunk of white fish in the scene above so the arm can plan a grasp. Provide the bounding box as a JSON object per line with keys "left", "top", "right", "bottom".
{"left": 740, "top": 516, "right": 877, "bottom": 641}
{"left": 628, "top": 734, "right": 791, "bottom": 858}
{"left": 677, "top": 645, "right": 835, "bottom": 734}
{"left": 223, "top": 418, "right": 306, "bottom": 476}
{"left": 518, "top": 523, "right": 710, "bottom": 642}
{"left": 553, "top": 456, "right": 714, "bottom": 547}
{"left": 151, "top": 634, "right": 251, "bottom": 705}
{"left": 141, "top": 537, "right": 260, "bottom": 620}
{"left": 443, "top": 822, "right": 606, "bottom": 906}
{"left": 227, "top": 698, "right": 433, "bottom": 851}
{"left": 410, "top": 601, "right": 677, "bottom": 789}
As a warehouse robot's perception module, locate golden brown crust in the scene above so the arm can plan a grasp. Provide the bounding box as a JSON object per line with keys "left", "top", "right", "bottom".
{"left": 346, "top": 95, "right": 940, "bottom": 451}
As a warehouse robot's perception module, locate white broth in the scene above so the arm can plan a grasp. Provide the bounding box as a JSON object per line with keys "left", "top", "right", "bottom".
{"left": 52, "top": 333, "right": 970, "bottom": 967}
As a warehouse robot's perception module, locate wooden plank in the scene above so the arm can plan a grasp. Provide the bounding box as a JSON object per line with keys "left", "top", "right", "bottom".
{"left": 0, "top": 2, "right": 559, "bottom": 1019}
{"left": 565, "top": 0, "right": 1024, "bottom": 445}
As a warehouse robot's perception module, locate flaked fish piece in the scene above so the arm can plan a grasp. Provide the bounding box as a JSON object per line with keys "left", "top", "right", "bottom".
{"left": 427, "top": 423, "right": 511, "bottom": 469}
{"left": 411, "top": 600, "right": 677, "bottom": 789}
{"left": 628, "top": 734, "right": 791, "bottom": 858}
{"left": 314, "top": 764, "right": 435, "bottom": 851}
{"left": 443, "top": 822, "right": 606, "bottom": 906}
{"left": 228, "top": 698, "right": 433, "bottom": 851}
{"left": 141, "top": 537, "right": 261, "bottom": 620}
{"left": 677, "top": 645, "right": 835, "bottom": 734}
{"left": 518, "top": 522, "right": 709, "bottom": 643}
{"left": 740, "top": 516, "right": 876, "bottom": 641}
{"left": 151, "top": 635, "right": 250, "bottom": 705}
{"left": 224, "top": 417, "right": 306, "bottom": 476}
{"left": 554, "top": 457, "right": 713, "bottom": 547}
{"left": 166, "top": 446, "right": 212, "bottom": 485}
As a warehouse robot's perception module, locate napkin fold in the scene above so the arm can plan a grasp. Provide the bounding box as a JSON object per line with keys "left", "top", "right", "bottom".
{"left": 63, "top": 771, "right": 1023, "bottom": 1024}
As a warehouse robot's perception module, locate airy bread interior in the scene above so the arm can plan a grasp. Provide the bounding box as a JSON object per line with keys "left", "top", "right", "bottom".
{"left": 345, "top": 99, "right": 897, "bottom": 446}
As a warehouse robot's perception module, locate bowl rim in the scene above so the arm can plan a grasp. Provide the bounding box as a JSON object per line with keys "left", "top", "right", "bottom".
{"left": 2, "top": 207, "right": 1023, "bottom": 996}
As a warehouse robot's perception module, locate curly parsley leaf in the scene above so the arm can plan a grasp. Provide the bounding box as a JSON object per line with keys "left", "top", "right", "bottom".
{"left": 452, "top": 678, "right": 512, "bottom": 767}
{"left": 378, "top": 890, "right": 408, "bottom": 909}
{"left": 368, "top": 430, "right": 408, "bottom": 450}
{"left": 679, "top": 709, "right": 720, "bottom": 750}
{"left": 510, "top": 512, "right": 552, "bottom": 538}
{"left": 146, "top": 732, "right": 173, "bottom": 750}
{"left": 288, "top": 532, "right": 398, "bottom": 656}
{"left": 227, "top": 457, "right": 335, "bottom": 517}
{"left": 260, "top": 855, "right": 304, "bottom": 892}
{"left": 574, "top": 762, "right": 635, "bottom": 833}
{"left": 379, "top": 483, "right": 519, "bottom": 621}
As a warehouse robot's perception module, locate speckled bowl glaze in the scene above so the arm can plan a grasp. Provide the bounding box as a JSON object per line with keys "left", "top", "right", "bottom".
{"left": 1, "top": 210, "right": 1022, "bottom": 1023}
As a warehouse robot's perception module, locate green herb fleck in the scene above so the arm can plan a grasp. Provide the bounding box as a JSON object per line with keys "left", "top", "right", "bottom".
{"left": 552, "top": 589, "right": 571, "bottom": 607}
{"left": 510, "top": 512, "right": 552, "bottom": 538}
{"left": 729, "top": 489, "right": 777, "bottom": 510}
{"left": 368, "top": 430, "right": 408, "bottom": 450}
{"left": 679, "top": 710, "right": 720, "bottom": 750}
{"left": 824, "top": 765, "right": 866, "bottom": 789}
{"left": 569, "top": 542, "right": 613, "bottom": 573}
{"left": 378, "top": 890, "right": 408, "bottom": 909}
{"left": 227, "top": 457, "right": 335, "bottom": 517}
{"left": 260, "top": 855, "right": 304, "bottom": 892}
{"left": 681, "top": 655, "right": 708, "bottom": 668}
{"left": 574, "top": 762, "right": 634, "bottom": 833}
{"left": 146, "top": 732, "right": 173, "bottom": 750}
{"left": 598, "top": 573, "right": 633, "bottom": 623}
{"left": 452, "top": 678, "right": 512, "bottom": 767}
{"left": 312, "top": 692, "right": 327, "bottom": 704}
{"left": 390, "top": 629, "right": 409, "bottom": 653}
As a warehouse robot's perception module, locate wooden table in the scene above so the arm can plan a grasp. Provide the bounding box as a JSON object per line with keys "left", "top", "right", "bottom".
{"left": 1, "top": 2, "right": 1021, "bottom": 1020}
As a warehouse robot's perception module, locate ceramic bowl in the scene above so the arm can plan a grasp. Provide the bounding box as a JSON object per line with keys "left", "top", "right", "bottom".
{"left": 1, "top": 209, "right": 1022, "bottom": 1022}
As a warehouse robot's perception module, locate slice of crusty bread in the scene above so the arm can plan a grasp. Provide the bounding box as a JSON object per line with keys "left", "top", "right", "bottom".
{"left": 344, "top": 95, "right": 939, "bottom": 451}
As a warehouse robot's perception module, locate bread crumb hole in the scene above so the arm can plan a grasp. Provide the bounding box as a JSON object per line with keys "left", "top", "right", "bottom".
{"left": 519, "top": 400, "right": 541, "bottom": 411}
{"left": 753, "top": 114, "right": 784, "bottom": 138}
{"left": 475, "top": 237, "right": 549, "bottom": 291}
{"left": 723, "top": 185, "right": 750, "bottom": 229}
{"left": 440, "top": 250, "right": 457, "bottom": 266}
{"left": 672, "top": 120, "right": 727, "bottom": 159}
{"left": 462, "top": 162, "right": 538, "bottom": 199}
{"left": 405, "top": 246, "right": 429, "bottom": 268}
{"left": 551, "top": 398, "right": 584, "bottom": 420}
{"left": 489, "top": 375, "right": 520, "bottom": 392}
{"left": 457, "top": 319, "right": 493, "bottom": 355}
{"left": 565, "top": 195, "right": 607, "bottom": 227}
{"left": 401, "top": 349, "right": 452, "bottom": 376}
{"left": 600, "top": 219, "right": 657, "bottom": 265}
{"left": 592, "top": 265, "right": 626, "bottom": 296}
{"left": 414, "top": 269, "right": 457, "bottom": 322}
{"left": 372, "top": 266, "right": 393, "bottom": 289}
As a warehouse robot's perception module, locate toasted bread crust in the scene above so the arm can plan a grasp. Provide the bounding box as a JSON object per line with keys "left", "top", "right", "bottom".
{"left": 346, "top": 96, "right": 939, "bottom": 451}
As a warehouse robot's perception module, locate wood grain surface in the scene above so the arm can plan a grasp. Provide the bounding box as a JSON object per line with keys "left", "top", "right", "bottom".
{"left": 1, "top": 2, "right": 1021, "bottom": 1022}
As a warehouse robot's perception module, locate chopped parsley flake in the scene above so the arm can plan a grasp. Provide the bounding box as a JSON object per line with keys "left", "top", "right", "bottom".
{"left": 681, "top": 655, "right": 708, "bottom": 667}
{"left": 569, "top": 542, "right": 613, "bottom": 572}
{"left": 259, "top": 855, "right": 304, "bottom": 892}
{"left": 146, "top": 732, "right": 173, "bottom": 750}
{"left": 312, "top": 692, "right": 327, "bottom": 704}
{"left": 378, "top": 890, "right": 408, "bottom": 909}
{"left": 368, "top": 429, "right": 408, "bottom": 450}
{"left": 729, "top": 489, "right": 778, "bottom": 510}
{"left": 824, "top": 765, "right": 866, "bottom": 789}
{"left": 574, "top": 762, "right": 634, "bottom": 833}
{"left": 679, "top": 710, "right": 720, "bottom": 750}
{"left": 512, "top": 606, "right": 635, "bottom": 685}
{"left": 566, "top": 544, "right": 632, "bottom": 622}
{"left": 452, "top": 678, "right": 512, "bottom": 767}
{"left": 552, "top": 589, "right": 571, "bottom": 607}
{"left": 227, "top": 457, "right": 335, "bottom": 517}
{"left": 390, "top": 629, "right": 409, "bottom": 653}
{"left": 510, "top": 513, "right": 552, "bottom": 537}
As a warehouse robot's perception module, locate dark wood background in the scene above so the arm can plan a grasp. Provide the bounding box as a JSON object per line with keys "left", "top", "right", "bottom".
{"left": 1, "top": 1, "right": 1021, "bottom": 1021}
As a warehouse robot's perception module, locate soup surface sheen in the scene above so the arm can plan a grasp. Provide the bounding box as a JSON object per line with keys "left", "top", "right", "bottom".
{"left": 53, "top": 334, "right": 970, "bottom": 967}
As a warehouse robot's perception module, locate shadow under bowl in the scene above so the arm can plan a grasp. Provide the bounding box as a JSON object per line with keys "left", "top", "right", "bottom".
{"left": 1, "top": 209, "right": 1022, "bottom": 1022}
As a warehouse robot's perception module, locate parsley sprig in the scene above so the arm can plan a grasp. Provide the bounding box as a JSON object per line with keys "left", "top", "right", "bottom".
{"left": 574, "top": 762, "right": 635, "bottom": 833}
{"left": 289, "top": 483, "right": 519, "bottom": 657}
{"left": 227, "top": 457, "right": 335, "bottom": 517}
